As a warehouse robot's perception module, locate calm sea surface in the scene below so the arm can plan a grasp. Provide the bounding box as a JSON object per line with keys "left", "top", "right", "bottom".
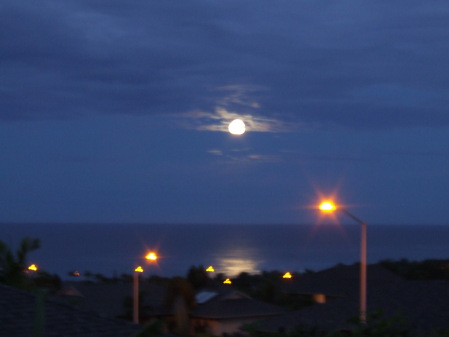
{"left": 1, "top": 223, "right": 449, "bottom": 279}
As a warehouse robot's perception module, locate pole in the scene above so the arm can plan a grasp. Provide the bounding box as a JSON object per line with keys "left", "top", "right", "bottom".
{"left": 133, "top": 271, "right": 139, "bottom": 324}
{"left": 342, "top": 209, "right": 367, "bottom": 324}
{"left": 360, "top": 221, "right": 367, "bottom": 324}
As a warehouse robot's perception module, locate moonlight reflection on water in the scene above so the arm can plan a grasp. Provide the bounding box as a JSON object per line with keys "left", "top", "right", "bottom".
{"left": 216, "top": 248, "right": 263, "bottom": 276}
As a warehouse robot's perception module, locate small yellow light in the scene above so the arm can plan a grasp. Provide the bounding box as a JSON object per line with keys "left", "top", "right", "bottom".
{"left": 145, "top": 252, "right": 158, "bottom": 261}
{"left": 283, "top": 272, "right": 292, "bottom": 279}
{"left": 223, "top": 278, "right": 232, "bottom": 284}
{"left": 319, "top": 201, "right": 337, "bottom": 212}
{"left": 28, "top": 264, "right": 38, "bottom": 271}
{"left": 206, "top": 266, "right": 215, "bottom": 272}
{"left": 135, "top": 266, "right": 144, "bottom": 273}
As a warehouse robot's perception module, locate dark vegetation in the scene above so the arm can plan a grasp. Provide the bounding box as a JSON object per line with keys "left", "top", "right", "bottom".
{"left": 380, "top": 258, "right": 449, "bottom": 280}
{"left": 0, "top": 237, "right": 61, "bottom": 291}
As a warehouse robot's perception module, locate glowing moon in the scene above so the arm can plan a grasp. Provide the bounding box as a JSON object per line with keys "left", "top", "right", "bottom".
{"left": 228, "top": 119, "right": 246, "bottom": 135}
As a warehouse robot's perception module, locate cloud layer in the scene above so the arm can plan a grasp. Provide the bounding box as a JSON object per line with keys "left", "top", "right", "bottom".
{"left": 2, "top": 0, "right": 449, "bottom": 130}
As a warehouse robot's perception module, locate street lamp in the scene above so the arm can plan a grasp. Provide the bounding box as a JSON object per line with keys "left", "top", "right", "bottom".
{"left": 145, "top": 252, "right": 158, "bottom": 261}
{"left": 133, "top": 266, "right": 144, "bottom": 324}
{"left": 282, "top": 272, "right": 293, "bottom": 279}
{"left": 319, "top": 201, "right": 367, "bottom": 324}
{"left": 27, "top": 264, "right": 38, "bottom": 272}
{"left": 133, "top": 251, "right": 158, "bottom": 324}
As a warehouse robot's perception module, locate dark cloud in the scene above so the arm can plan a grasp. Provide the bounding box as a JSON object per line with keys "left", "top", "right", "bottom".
{"left": 1, "top": 0, "right": 449, "bottom": 129}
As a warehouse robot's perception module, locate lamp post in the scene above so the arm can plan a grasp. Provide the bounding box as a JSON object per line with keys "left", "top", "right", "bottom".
{"left": 133, "top": 266, "right": 144, "bottom": 324}
{"left": 319, "top": 201, "right": 367, "bottom": 324}
{"left": 133, "top": 252, "right": 158, "bottom": 324}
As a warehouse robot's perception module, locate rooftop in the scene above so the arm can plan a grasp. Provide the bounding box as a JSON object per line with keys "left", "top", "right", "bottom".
{"left": 0, "top": 283, "right": 142, "bottom": 337}
{"left": 262, "top": 264, "right": 449, "bottom": 333}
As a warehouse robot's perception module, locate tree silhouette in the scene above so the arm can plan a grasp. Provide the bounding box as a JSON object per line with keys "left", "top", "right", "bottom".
{"left": 186, "top": 265, "right": 211, "bottom": 289}
{"left": 165, "top": 276, "right": 195, "bottom": 309}
{"left": 165, "top": 277, "right": 195, "bottom": 336}
{"left": 0, "top": 237, "right": 40, "bottom": 289}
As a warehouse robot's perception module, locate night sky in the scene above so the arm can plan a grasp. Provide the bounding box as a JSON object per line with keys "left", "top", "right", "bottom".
{"left": 1, "top": 1, "right": 448, "bottom": 226}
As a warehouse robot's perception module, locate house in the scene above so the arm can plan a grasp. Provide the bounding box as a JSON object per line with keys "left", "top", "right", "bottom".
{"left": 260, "top": 263, "right": 449, "bottom": 334}
{"left": 58, "top": 281, "right": 167, "bottom": 320}
{"left": 280, "top": 263, "right": 404, "bottom": 305}
{"left": 0, "top": 283, "right": 143, "bottom": 337}
{"left": 190, "top": 290, "right": 286, "bottom": 336}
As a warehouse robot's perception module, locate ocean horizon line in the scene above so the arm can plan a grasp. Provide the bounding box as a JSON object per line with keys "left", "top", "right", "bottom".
{"left": 3, "top": 222, "right": 448, "bottom": 226}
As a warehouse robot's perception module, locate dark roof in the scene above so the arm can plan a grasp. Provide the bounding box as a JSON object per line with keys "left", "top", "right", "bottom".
{"left": 0, "top": 283, "right": 142, "bottom": 337}
{"left": 195, "top": 290, "right": 219, "bottom": 304}
{"left": 282, "top": 264, "right": 403, "bottom": 297}
{"left": 60, "top": 281, "right": 166, "bottom": 317}
{"left": 262, "top": 265, "right": 449, "bottom": 333}
{"left": 196, "top": 289, "right": 252, "bottom": 303}
{"left": 191, "top": 297, "right": 286, "bottom": 320}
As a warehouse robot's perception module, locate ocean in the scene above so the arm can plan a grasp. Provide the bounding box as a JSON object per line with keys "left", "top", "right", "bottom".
{"left": 1, "top": 223, "right": 449, "bottom": 280}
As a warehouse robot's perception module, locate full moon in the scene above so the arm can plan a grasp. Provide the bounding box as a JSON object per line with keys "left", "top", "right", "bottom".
{"left": 228, "top": 119, "right": 246, "bottom": 135}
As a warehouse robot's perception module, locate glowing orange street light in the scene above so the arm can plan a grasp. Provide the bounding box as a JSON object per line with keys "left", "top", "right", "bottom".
{"left": 318, "top": 200, "right": 367, "bottom": 324}
{"left": 145, "top": 252, "right": 158, "bottom": 261}
{"left": 223, "top": 278, "right": 232, "bottom": 285}
{"left": 319, "top": 201, "right": 337, "bottom": 212}
{"left": 282, "top": 272, "right": 292, "bottom": 279}
{"left": 206, "top": 266, "right": 215, "bottom": 272}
